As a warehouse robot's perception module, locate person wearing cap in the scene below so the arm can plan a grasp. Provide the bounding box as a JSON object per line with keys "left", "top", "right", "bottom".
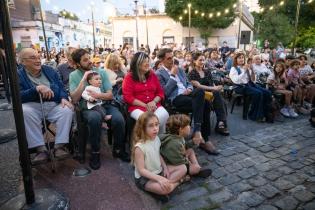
{"left": 92, "top": 56, "right": 102, "bottom": 69}
{"left": 229, "top": 51, "right": 272, "bottom": 122}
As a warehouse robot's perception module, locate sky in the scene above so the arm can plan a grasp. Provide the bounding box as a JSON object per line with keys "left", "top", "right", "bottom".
{"left": 41, "top": 0, "right": 161, "bottom": 21}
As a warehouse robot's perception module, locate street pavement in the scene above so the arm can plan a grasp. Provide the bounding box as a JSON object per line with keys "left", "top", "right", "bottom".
{"left": 164, "top": 118, "right": 315, "bottom": 210}
{"left": 0, "top": 97, "right": 314, "bottom": 210}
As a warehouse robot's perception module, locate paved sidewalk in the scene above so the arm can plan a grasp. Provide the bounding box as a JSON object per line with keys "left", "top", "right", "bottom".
{"left": 163, "top": 118, "right": 315, "bottom": 210}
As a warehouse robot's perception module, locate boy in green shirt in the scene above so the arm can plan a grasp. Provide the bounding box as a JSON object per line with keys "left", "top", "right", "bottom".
{"left": 160, "top": 114, "right": 212, "bottom": 179}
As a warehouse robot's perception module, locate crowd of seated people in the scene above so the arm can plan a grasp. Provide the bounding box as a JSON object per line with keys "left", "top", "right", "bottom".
{"left": 16, "top": 42, "right": 315, "bottom": 201}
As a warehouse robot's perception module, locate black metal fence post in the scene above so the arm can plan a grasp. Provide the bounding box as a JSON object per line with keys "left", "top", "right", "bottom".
{"left": 0, "top": 0, "right": 35, "bottom": 205}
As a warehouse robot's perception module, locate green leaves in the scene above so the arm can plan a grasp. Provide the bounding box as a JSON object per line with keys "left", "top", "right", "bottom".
{"left": 254, "top": 11, "right": 294, "bottom": 48}
{"left": 296, "top": 27, "right": 315, "bottom": 48}
{"left": 256, "top": 0, "right": 315, "bottom": 48}
{"left": 165, "top": 0, "right": 238, "bottom": 39}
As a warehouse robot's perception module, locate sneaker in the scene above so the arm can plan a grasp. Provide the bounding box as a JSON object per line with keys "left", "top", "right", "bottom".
{"left": 54, "top": 147, "right": 70, "bottom": 160}
{"left": 89, "top": 152, "right": 101, "bottom": 170}
{"left": 195, "top": 169, "right": 212, "bottom": 178}
{"left": 288, "top": 108, "right": 299, "bottom": 118}
{"left": 32, "top": 151, "right": 49, "bottom": 165}
{"left": 280, "top": 108, "right": 290, "bottom": 117}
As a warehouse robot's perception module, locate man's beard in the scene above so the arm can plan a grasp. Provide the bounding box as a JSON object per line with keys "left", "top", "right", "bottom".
{"left": 81, "top": 63, "right": 93, "bottom": 71}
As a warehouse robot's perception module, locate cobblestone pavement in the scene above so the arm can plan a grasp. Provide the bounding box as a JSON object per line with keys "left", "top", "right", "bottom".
{"left": 1, "top": 95, "right": 315, "bottom": 209}
{"left": 163, "top": 119, "right": 315, "bottom": 210}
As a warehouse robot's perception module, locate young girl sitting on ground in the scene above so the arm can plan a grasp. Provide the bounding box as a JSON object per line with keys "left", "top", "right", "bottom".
{"left": 82, "top": 72, "right": 111, "bottom": 129}
{"left": 267, "top": 62, "right": 298, "bottom": 118}
{"left": 132, "top": 112, "right": 186, "bottom": 201}
{"left": 160, "top": 114, "right": 212, "bottom": 179}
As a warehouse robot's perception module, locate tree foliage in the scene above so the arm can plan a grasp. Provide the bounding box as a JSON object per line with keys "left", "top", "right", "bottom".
{"left": 255, "top": 0, "right": 315, "bottom": 48}
{"left": 253, "top": 11, "right": 294, "bottom": 48}
{"left": 165, "top": 0, "right": 237, "bottom": 39}
{"left": 258, "top": 0, "right": 315, "bottom": 29}
{"left": 59, "top": 10, "right": 79, "bottom": 21}
{"left": 296, "top": 27, "right": 315, "bottom": 48}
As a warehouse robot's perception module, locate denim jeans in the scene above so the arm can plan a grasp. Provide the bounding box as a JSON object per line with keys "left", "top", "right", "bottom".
{"left": 235, "top": 82, "right": 272, "bottom": 121}
{"left": 82, "top": 104, "right": 126, "bottom": 153}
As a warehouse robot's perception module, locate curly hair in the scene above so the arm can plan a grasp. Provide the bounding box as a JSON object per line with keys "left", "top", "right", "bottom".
{"left": 131, "top": 112, "right": 159, "bottom": 163}
{"left": 166, "top": 114, "right": 191, "bottom": 135}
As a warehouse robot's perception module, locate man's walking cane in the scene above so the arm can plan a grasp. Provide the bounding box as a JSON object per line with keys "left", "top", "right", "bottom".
{"left": 39, "top": 93, "right": 56, "bottom": 173}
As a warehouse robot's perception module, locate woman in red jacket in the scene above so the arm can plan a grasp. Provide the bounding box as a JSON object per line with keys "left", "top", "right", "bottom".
{"left": 122, "top": 52, "right": 169, "bottom": 133}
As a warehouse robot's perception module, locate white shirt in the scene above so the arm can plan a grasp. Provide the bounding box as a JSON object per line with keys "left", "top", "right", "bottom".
{"left": 82, "top": 85, "right": 102, "bottom": 109}
{"left": 134, "top": 136, "right": 162, "bottom": 179}
{"left": 252, "top": 63, "right": 272, "bottom": 84}
{"left": 229, "top": 66, "right": 251, "bottom": 85}
{"left": 163, "top": 65, "right": 186, "bottom": 95}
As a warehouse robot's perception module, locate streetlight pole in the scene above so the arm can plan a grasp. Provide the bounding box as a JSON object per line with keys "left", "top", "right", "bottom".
{"left": 144, "top": 1, "right": 149, "bottom": 47}
{"left": 188, "top": 3, "right": 191, "bottom": 51}
{"left": 237, "top": 0, "right": 243, "bottom": 49}
{"left": 38, "top": 0, "right": 50, "bottom": 60}
{"left": 91, "top": 2, "right": 96, "bottom": 53}
{"left": 134, "top": 0, "right": 139, "bottom": 50}
{"left": 292, "top": 0, "right": 301, "bottom": 56}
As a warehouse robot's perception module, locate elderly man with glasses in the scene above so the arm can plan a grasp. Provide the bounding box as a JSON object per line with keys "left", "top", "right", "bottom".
{"left": 18, "top": 48, "right": 73, "bottom": 164}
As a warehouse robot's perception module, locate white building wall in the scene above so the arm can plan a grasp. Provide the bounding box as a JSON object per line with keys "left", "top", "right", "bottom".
{"left": 112, "top": 14, "right": 254, "bottom": 51}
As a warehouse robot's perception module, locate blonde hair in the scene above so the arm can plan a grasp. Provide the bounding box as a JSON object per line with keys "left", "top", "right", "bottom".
{"left": 131, "top": 112, "right": 159, "bottom": 163}
{"left": 104, "top": 53, "right": 122, "bottom": 71}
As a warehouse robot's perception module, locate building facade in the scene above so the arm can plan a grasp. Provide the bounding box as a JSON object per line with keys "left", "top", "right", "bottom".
{"left": 112, "top": 5, "right": 254, "bottom": 51}
{"left": 8, "top": 0, "right": 111, "bottom": 51}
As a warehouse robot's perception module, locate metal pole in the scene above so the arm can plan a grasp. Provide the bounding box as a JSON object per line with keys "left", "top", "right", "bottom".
{"left": 38, "top": 0, "right": 50, "bottom": 60}
{"left": 134, "top": 0, "right": 139, "bottom": 50}
{"left": 144, "top": 1, "right": 149, "bottom": 47}
{"left": 188, "top": 3, "right": 191, "bottom": 51}
{"left": 237, "top": 0, "right": 243, "bottom": 49}
{"left": 0, "top": 0, "right": 35, "bottom": 204}
{"left": 92, "top": 9, "right": 96, "bottom": 53}
{"left": 292, "top": 0, "right": 301, "bottom": 56}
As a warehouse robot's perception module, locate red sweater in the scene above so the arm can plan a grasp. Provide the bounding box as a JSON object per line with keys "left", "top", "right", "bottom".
{"left": 122, "top": 71, "right": 164, "bottom": 112}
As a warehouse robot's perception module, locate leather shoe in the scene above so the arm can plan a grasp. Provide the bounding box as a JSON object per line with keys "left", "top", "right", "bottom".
{"left": 89, "top": 152, "right": 101, "bottom": 170}
{"left": 199, "top": 145, "right": 220, "bottom": 155}
{"left": 113, "top": 150, "right": 130, "bottom": 162}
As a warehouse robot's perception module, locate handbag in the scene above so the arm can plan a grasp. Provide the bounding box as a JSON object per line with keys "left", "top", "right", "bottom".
{"left": 204, "top": 91, "right": 214, "bottom": 102}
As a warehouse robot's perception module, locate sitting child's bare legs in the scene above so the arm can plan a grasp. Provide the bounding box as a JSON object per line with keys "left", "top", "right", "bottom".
{"left": 101, "top": 115, "right": 112, "bottom": 129}
{"left": 166, "top": 164, "right": 187, "bottom": 183}
{"left": 144, "top": 176, "right": 179, "bottom": 195}
{"left": 186, "top": 148, "right": 201, "bottom": 175}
